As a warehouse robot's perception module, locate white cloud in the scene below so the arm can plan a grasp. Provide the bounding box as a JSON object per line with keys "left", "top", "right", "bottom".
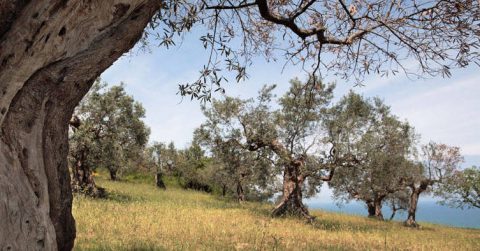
{"left": 388, "top": 74, "right": 480, "bottom": 155}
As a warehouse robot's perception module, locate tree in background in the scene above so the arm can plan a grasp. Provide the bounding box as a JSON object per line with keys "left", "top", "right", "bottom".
{"left": 69, "top": 81, "right": 150, "bottom": 194}
{"left": 328, "top": 92, "right": 416, "bottom": 220}
{"left": 195, "top": 102, "right": 279, "bottom": 202}
{"left": 197, "top": 78, "right": 359, "bottom": 220}
{"left": 148, "top": 142, "right": 168, "bottom": 189}
{"left": 437, "top": 166, "right": 480, "bottom": 209}
{"left": 403, "top": 142, "right": 464, "bottom": 227}
{"left": 175, "top": 142, "right": 214, "bottom": 193}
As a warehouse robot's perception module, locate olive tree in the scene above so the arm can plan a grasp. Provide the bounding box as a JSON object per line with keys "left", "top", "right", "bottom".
{"left": 403, "top": 142, "right": 464, "bottom": 227}
{"left": 195, "top": 100, "right": 278, "bottom": 202}
{"left": 69, "top": 81, "right": 150, "bottom": 192}
{"left": 1, "top": 0, "right": 478, "bottom": 249}
{"left": 437, "top": 166, "right": 480, "bottom": 209}
{"left": 197, "top": 78, "right": 355, "bottom": 220}
{"left": 328, "top": 92, "right": 416, "bottom": 220}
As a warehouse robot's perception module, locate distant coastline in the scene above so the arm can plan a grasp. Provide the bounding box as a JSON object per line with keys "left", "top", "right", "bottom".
{"left": 307, "top": 200, "right": 480, "bottom": 229}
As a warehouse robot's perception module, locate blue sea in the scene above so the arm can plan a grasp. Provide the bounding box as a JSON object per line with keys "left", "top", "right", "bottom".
{"left": 306, "top": 199, "right": 480, "bottom": 229}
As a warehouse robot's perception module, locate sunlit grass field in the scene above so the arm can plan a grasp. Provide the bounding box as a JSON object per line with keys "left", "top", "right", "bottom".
{"left": 73, "top": 173, "right": 480, "bottom": 250}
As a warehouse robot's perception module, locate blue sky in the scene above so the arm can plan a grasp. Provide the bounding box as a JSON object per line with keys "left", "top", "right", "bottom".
{"left": 101, "top": 31, "right": 480, "bottom": 163}
{"left": 100, "top": 31, "right": 479, "bottom": 203}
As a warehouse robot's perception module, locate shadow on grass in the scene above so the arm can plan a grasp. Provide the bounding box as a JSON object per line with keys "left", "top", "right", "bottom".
{"left": 103, "top": 190, "right": 142, "bottom": 203}
{"left": 75, "top": 241, "right": 168, "bottom": 251}
{"left": 311, "top": 218, "right": 374, "bottom": 232}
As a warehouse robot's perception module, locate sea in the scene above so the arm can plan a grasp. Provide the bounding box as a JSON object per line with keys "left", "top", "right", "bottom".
{"left": 306, "top": 199, "right": 480, "bottom": 229}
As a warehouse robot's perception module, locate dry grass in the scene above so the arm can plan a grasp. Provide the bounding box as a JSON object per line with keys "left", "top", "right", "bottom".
{"left": 73, "top": 174, "right": 480, "bottom": 250}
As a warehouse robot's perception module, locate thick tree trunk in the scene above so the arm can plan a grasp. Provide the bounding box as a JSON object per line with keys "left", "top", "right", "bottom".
{"left": 366, "top": 198, "right": 384, "bottom": 220}
{"left": 405, "top": 190, "right": 420, "bottom": 227}
{"left": 0, "top": 1, "right": 160, "bottom": 250}
{"left": 71, "top": 151, "right": 105, "bottom": 198}
{"left": 272, "top": 165, "right": 312, "bottom": 220}
{"left": 69, "top": 119, "right": 104, "bottom": 198}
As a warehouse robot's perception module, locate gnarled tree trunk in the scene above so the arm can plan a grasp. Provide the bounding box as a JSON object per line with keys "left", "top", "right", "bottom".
{"left": 272, "top": 165, "right": 312, "bottom": 220}
{"left": 236, "top": 180, "right": 245, "bottom": 202}
{"left": 404, "top": 181, "right": 429, "bottom": 227}
{"left": 0, "top": 1, "right": 160, "bottom": 250}
{"left": 71, "top": 149, "right": 105, "bottom": 198}
{"left": 366, "top": 197, "right": 384, "bottom": 220}
{"left": 69, "top": 118, "right": 105, "bottom": 198}
{"left": 405, "top": 191, "right": 419, "bottom": 227}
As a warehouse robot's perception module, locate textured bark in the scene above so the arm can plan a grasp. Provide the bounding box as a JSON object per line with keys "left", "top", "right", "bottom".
{"left": 236, "top": 181, "right": 245, "bottom": 202}
{"left": 272, "top": 165, "right": 313, "bottom": 221}
{"left": 71, "top": 152, "right": 105, "bottom": 198}
{"left": 366, "top": 198, "right": 384, "bottom": 220}
{"left": 405, "top": 191, "right": 419, "bottom": 227}
{"left": 0, "top": 1, "right": 160, "bottom": 250}
{"left": 69, "top": 119, "right": 105, "bottom": 198}
{"left": 404, "top": 181, "right": 430, "bottom": 227}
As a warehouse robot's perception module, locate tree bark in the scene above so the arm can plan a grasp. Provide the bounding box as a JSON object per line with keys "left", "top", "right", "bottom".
{"left": 404, "top": 181, "right": 429, "bottom": 227}
{"left": 0, "top": 1, "right": 160, "bottom": 250}
{"left": 69, "top": 118, "right": 104, "bottom": 198}
{"left": 155, "top": 171, "right": 166, "bottom": 190}
{"left": 236, "top": 180, "right": 245, "bottom": 202}
{"left": 272, "top": 165, "right": 312, "bottom": 221}
{"left": 109, "top": 169, "right": 118, "bottom": 181}
{"left": 222, "top": 184, "right": 227, "bottom": 197}
{"left": 405, "top": 193, "right": 419, "bottom": 227}
{"left": 71, "top": 149, "right": 105, "bottom": 198}
{"left": 366, "top": 198, "right": 384, "bottom": 220}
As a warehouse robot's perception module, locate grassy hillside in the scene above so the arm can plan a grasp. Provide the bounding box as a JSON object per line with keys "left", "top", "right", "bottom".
{"left": 73, "top": 174, "right": 480, "bottom": 250}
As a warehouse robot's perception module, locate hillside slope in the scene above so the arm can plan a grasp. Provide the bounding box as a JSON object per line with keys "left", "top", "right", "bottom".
{"left": 73, "top": 175, "right": 480, "bottom": 250}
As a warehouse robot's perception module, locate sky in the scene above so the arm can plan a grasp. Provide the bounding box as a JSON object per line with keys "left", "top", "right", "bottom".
{"left": 100, "top": 30, "right": 479, "bottom": 203}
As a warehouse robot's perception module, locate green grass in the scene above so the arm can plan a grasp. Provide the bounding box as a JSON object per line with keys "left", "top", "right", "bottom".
{"left": 73, "top": 174, "right": 480, "bottom": 250}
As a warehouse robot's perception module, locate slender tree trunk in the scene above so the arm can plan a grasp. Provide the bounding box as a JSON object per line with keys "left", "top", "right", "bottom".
{"left": 222, "top": 184, "right": 227, "bottom": 197}
{"left": 272, "top": 165, "right": 312, "bottom": 220}
{"left": 236, "top": 180, "right": 245, "bottom": 202}
{"left": 0, "top": 1, "right": 160, "bottom": 250}
{"left": 389, "top": 207, "right": 398, "bottom": 221}
{"left": 109, "top": 169, "right": 118, "bottom": 181}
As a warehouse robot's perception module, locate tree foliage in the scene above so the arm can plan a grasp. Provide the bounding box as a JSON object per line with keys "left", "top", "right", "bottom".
{"left": 328, "top": 92, "right": 417, "bottom": 220}
{"left": 437, "top": 166, "right": 480, "bottom": 209}
{"left": 150, "top": 0, "right": 480, "bottom": 101}
{"left": 69, "top": 80, "right": 150, "bottom": 189}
